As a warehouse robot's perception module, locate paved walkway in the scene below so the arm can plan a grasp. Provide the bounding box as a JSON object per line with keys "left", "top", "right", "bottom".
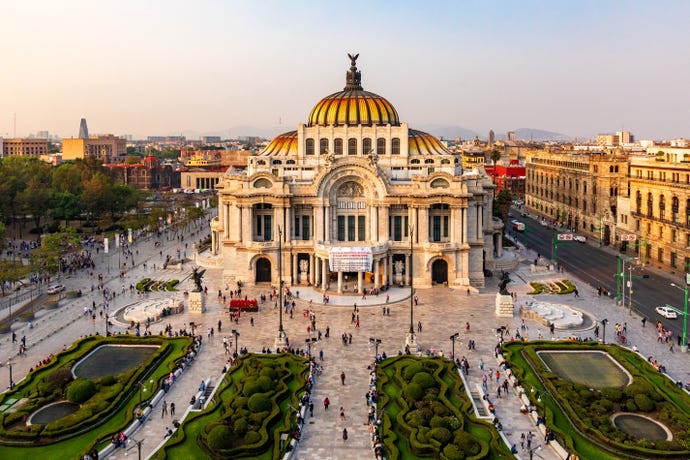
{"left": 1, "top": 233, "right": 688, "bottom": 460}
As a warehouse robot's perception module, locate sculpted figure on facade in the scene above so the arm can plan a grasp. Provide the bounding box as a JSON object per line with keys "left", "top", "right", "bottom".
{"left": 299, "top": 259, "right": 309, "bottom": 274}
{"left": 394, "top": 260, "right": 405, "bottom": 276}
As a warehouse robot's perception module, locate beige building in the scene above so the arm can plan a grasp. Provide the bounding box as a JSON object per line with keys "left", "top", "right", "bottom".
{"left": 2, "top": 138, "right": 49, "bottom": 158}
{"left": 525, "top": 149, "right": 628, "bottom": 244}
{"left": 625, "top": 153, "right": 690, "bottom": 272}
{"left": 62, "top": 135, "right": 127, "bottom": 163}
{"left": 209, "top": 56, "right": 501, "bottom": 289}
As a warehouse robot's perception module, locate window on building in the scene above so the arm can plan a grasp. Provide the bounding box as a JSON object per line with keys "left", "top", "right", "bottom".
{"left": 392, "top": 138, "right": 400, "bottom": 155}
{"left": 377, "top": 137, "right": 386, "bottom": 155}
{"left": 671, "top": 252, "right": 678, "bottom": 268}
{"left": 362, "top": 138, "right": 372, "bottom": 155}
{"left": 659, "top": 194, "right": 666, "bottom": 220}
{"left": 672, "top": 229, "right": 677, "bottom": 243}
{"left": 347, "top": 216, "right": 355, "bottom": 241}
{"left": 320, "top": 138, "right": 329, "bottom": 155}
{"left": 334, "top": 138, "right": 343, "bottom": 155}
{"left": 358, "top": 216, "right": 365, "bottom": 241}
{"left": 658, "top": 247, "right": 664, "bottom": 262}
{"left": 337, "top": 216, "right": 345, "bottom": 241}
{"left": 302, "top": 216, "right": 311, "bottom": 240}
{"left": 348, "top": 138, "right": 357, "bottom": 155}
{"left": 647, "top": 193, "right": 653, "bottom": 217}
{"left": 672, "top": 196, "right": 679, "bottom": 222}
{"left": 306, "top": 138, "right": 314, "bottom": 155}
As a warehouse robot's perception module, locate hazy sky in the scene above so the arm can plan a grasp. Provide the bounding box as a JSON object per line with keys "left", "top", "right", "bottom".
{"left": 2, "top": 0, "right": 689, "bottom": 140}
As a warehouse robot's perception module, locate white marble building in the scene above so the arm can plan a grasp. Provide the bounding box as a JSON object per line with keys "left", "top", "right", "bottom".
{"left": 210, "top": 55, "right": 502, "bottom": 291}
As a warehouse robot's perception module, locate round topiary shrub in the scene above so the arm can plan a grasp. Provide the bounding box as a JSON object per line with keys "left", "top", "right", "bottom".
{"left": 403, "top": 363, "right": 425, "bottom": 381}
{"left": 404, "top": 382, "right": 424, "bottom": 402}
{"left": 412, "top": 372, "right": 436, "bottom": 389}
{"left": 624, "top": 381, "right": 653, "bottom": 398}
{"left": 602, "top": 387, "right": 623, "bottom": 402}
{"left": 260, "top": 367, "right": 278, "bottom": 380}
{"left": 430, "top": 426, "right": 452, "bottom": 444}
{"left": 244, "top": 431, "right": 261, "bottom": 444}
{"left": 208, "top": 424, "right": 234, "bottom": 449}
{"left": 442, "top": 443, "right": 466, "bottom": 460}
{"left": 247, "top": 393, "right": 271, "bottom": 413}
{"left": 49, "top": 368, "right": 73, "bottom": 386}
{"left": 233, "top": 417, "right": 249, "bottom": 436}
{"left": 454, "top": 430, "right": 480, "bottom": 456}
{"left": 633, "top": 393, "right": 655, "bottom": 412}
{"left": 66, "top": 378, "right": 97, "bottom": 404}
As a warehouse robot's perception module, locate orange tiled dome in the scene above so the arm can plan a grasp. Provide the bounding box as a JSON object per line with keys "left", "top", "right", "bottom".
{"left": 307, "top": 54, "right": 399, "bottom": 127}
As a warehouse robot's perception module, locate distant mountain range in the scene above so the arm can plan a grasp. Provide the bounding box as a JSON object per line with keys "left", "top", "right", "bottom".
{"left": 178, "top": 125, "right": 574, "bottom": 142}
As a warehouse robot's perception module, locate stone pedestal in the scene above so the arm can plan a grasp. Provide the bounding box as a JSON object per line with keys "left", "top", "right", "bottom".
{"left": 405, "top": 332, "right": 418, "bottom": 349}
{"left": 188, "top": 291, "right": 205, "bottom": 313}
{"left": 274, "top": 330, "right": 289, "bottom": 351}
{"left": 495, "top": 293, "right": 514, "bottom": 318}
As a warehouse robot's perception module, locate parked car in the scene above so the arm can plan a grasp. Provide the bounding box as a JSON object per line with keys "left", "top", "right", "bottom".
{"left": 573, "top": 235, "right": 587, "bottom": 243}
{"left": 47, "top": 284, "right": 65, "bottom": 295}
{"left": 655, "top": 306, "right": 678, "bottom": 319}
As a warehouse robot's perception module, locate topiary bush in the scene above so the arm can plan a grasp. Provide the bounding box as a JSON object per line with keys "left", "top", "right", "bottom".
{"left": 233, "top": 417, "right": 249, "bottom": 436}
{"left": 247, "top": 393, "right": 271, "bottom": 413}
{"left": 633, "top": 393, "right": 655, "bottom": 412}
{"left": 66, "top": 378, "right": 97, "bottom": 404}
{"left": 412, "top": 371, "right": 436, "bottom": 389}
{"left": 403, "top": 363, "right": 425, "bottom": 380}
{"left": 430, "top": 426, "right": 452, "bottom": 444}
{"left": 443, "top": 443, "right": 466, "bottom": 460}
{"left": 404, "top": 382, "right": 424, "bottom": 402}
{"left": 208, "top": 424, "right": 234, "bottom": 450}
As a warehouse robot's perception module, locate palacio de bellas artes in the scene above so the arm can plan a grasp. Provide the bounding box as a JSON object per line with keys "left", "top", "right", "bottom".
{"left": 207, "top": 54, "right": 501, "bottom": 293}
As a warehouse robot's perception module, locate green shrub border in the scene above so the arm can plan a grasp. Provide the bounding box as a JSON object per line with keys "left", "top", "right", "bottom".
{"left": 503, "top": 341, "right": 690, "bottom": 459}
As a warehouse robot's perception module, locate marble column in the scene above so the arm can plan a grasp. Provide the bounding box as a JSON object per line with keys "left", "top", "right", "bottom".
{"left": 311, "top": 256, "right": 321, "bottom": 287}
{"left": 315, "top": 206, "right": 324, "bottom": 242}
{"left": 405, "top": 254, "right": 410, "bottom": 285}
{"left": 374, "top": 259, "right": 380, "bottom": 288}
{"left": 358, "top": 271, "right": 364, "bottom": 293}
{"left": 387, "top": 255, "right": 392, "bottom": 285}
{"left": 292, "top": 254, "right": 298, "bottom": 285}
{"left": 322, "top": 258, "right": 328, "bottom": 291}
{"left": 382, "top": 257, "right": 388, "bottom": 286}
{"left": 462, "top": 207, "right": 467, "bottom": 244}
{"left": 310, "top": 254, "right": 316, "bottom": 286}
{"left": 324, "top": 205, "right": 330, "bottom": 242}
{"left": 337, "top": 271, "right": 343, "bottom": 293}
{"left": 211, "top": 231, "right": 216, "bottom": 255}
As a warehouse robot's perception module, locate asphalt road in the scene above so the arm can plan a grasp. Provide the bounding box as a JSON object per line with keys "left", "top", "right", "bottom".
{"left": 509, "top": 209, "right": 689, "bottom": 347}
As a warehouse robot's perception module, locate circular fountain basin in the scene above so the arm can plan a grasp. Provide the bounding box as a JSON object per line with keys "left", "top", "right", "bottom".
{"left": 612, "top": 412, "right": 672, "bottom": 441}
{"left": 28, "top": 401, "right": 79, "bottom": 425}
{"left": 119, "top": 298, "right": 183, "bottom": 324}
{"left": 522, "top": 300, "right": 585, "bottom": 329}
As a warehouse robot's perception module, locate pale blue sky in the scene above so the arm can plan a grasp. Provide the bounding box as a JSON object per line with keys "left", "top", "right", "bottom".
{"left": 2, "top": 0, "right": 689, "bottom": 140}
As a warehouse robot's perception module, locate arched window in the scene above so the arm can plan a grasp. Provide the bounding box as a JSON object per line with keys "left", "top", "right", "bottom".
{"left": 659, "top": 194, "right": 666, "bottom": 220}
{"left": 377, "top": 137, "right": 386, "bottom": 155}
{"left": 319, "top": 138, "right": 328, "bottom": 155}
{"left": 334, "top": 138, "right": 343, "bottom": 155}
{"left": 362, "top": 138, "right": 372, "bottom": 155}
{"left": 305, "top": 138, "right": 314, "bottom": 155}
{"left": 672, "top": 196, "right": 679, "bottom": 222}
{"left": 348, "top": 138, "right": 357, "bottom": 155}
{"left": 272, "top": 160, "right": 282, "bottom": 165}
{"left": 411, "top": 159, "right": 420, "bottom": 165}
{"left": 424, "top": 159, "right": 434, "bottom": 164}
{"left": 391, "top": 138, "right": 400, "bottom": 155}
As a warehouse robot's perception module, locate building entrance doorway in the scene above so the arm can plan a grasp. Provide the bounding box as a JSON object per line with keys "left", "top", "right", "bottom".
{"left": 255, "top": 258, "right": 271, "bottom": 283}
{"left": 431, "top": 259, "right": 448, "bottom": 284}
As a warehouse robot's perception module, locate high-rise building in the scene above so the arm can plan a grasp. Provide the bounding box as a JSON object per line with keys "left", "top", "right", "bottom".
{"left": 507, "top": 131, "right": 515, "bottom": 141}
{"left": 202, "top": 136, "right": 222, "bottom": 144}
{"left": 209, "top": 55, "right": 501, "bottom": 289}
{"left": 488, "top": 129, "right": 495, "bottom": 146}
{"left": 62, "top": 134, "right": 127, "bottom": 163}
{"left": 79, "top": 118, "right": 89, "bottom": 139}
{"left": 616, "top": 130, "right": 634, "bottom": 144}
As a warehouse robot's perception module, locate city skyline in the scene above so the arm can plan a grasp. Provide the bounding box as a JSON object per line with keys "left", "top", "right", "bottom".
{"left": 2, "top": 0, "right": 690, "bottom": 140}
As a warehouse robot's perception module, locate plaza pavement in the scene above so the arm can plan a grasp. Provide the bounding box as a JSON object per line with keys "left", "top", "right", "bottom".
{"left": 1, "top": 232, "right": 688, "bottom": 460}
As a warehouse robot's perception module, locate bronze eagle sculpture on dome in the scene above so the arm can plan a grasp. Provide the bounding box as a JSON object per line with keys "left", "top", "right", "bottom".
{"left": 348, "top": 53, "right": 359, "bottom": 67}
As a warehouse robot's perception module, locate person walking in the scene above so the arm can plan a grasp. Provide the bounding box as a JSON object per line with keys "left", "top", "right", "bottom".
{"left": 170, "top": 402, "right": 175, "bottom": 416}
{"left": 161, "top": 400, "right": 168, "bottom": 418}
{"left": 319, "top": 349, "right": 324, "bottom": 361}
{"left": 324, "top": 397, "right": 330, "bottom": 411}
{"left": 340, "top": 372, "right": 346, "bottom": 385}
{"left": 342, "top": 428, "right": 348, "bottom": 441}
{"left": 340, "top": 406, "right": 345, "bottom": 419}
{"left": 309, "top": 402, "right": 314, "bottom": 417}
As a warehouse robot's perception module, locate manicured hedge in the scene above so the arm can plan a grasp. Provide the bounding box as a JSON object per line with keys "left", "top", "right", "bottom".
{"left": 376, "top": 356, "right": 510, "bottom": 459}
{"left": 158, "top": 353, "right": 308, "bottom": 460}
{"left": 503, "top": 341, "right": 690, "bottom": 459}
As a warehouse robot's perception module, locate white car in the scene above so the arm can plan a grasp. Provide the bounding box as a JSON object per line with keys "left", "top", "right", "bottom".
{"left": 573, "top": 235, "right": 587, "bottom": 243}
{"left": 47, "top": 284, "right": 65, "bottom": 295}
{"left": 655, "top": 306, "right": 678, "bottom": 319}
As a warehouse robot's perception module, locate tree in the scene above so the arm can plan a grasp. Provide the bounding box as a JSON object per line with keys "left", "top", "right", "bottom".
{"left": 0, "top": 260, "right": 31, "bottom": 296}
{"left": 48, "top": 192, "right": 82, "bottom": 224}
{"left": 30, "top": 225, "right": 82, "bottom": 275}
{"left": 109, "top": 185, "right": 139, "bottom": 219}
{"left": 494, "top": 189, "right": 513, "bottom": 225}
{"left": 80, "top": 172, "right": 111, "bottom": 227}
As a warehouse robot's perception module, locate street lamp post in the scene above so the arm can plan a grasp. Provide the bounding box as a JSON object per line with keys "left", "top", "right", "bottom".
{"left": 405, "top": 225, "right": 417, "bottom": 348}
{"left": 369, "top": 337, "right": 382, "bottom": 357}
{"left": 7, "top": 358, "right": 13, "bottom": 390}
{"left": 231, "top": 329, "right": 240, "bottom": 357}
{"left": 449, "top": 333, "right": 460, "bottom": 360}
{"left": 275, "top": 226, "right": 288, "bottom": 350}
{"left": 601, "top": 318, "right": 608, "bottom": 345}
{"left": 125, "top": 437, "right": 144, "bottom": 460}
{"left": 670, "top": 282, "right": 688, "bottom": 352}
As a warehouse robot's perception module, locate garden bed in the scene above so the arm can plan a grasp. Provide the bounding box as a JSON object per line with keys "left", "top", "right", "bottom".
{"left": 376, "top": 356, "right": 510, "bottom": 459}
{"left": 157, "top": 353, "right": 308, "bottom": 459}
{"left": 503, "top": 341, "right": 690, "bottom": 459}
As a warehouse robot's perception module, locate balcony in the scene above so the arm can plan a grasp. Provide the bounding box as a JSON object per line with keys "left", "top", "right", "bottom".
{"left": 630, "top": 211, "right": 690, "bottom": 230}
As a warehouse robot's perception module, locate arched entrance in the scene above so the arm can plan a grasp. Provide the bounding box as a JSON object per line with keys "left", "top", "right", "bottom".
{"left": 255, "top": 258, "right": 271, "bottom": 283}
{"left": 431, "top": 259, "right": 448, "bottom": 285}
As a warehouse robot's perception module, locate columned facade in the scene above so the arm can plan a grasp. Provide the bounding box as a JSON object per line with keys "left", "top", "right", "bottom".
{"left": 210, "top": 56, "right": 499, "bottom": 290}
